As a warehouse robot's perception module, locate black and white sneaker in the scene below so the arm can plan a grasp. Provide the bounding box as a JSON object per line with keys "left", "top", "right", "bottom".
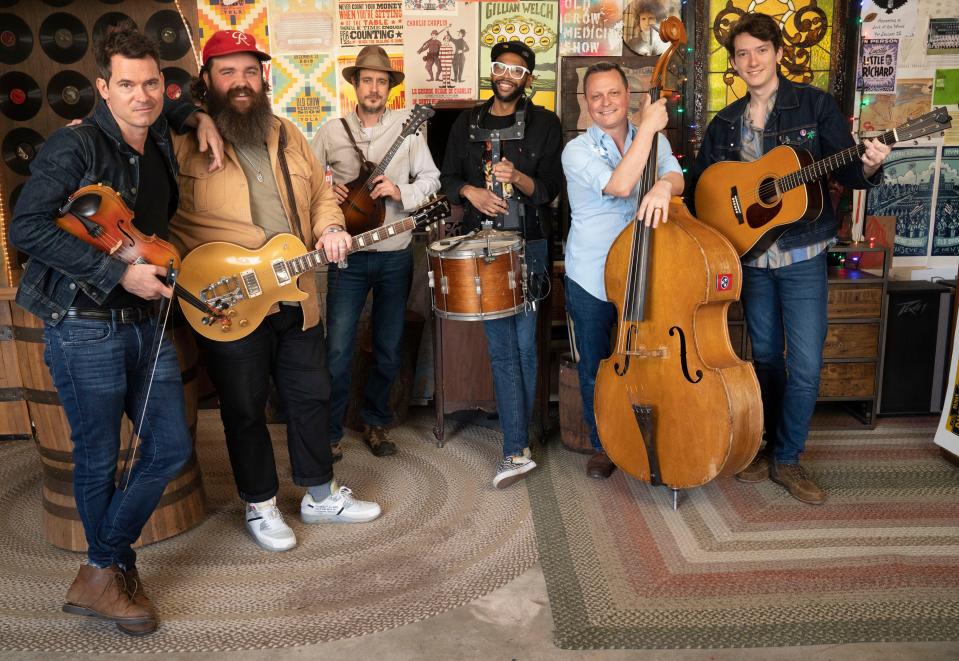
{"left": 492, "top": 448, "right": 536, "bottom": 489}
{"left": 300, "top": 482, "right": 382, "bottom": 523}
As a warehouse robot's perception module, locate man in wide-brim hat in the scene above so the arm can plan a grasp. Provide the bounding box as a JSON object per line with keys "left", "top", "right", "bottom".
{"left": 311, "top": 45, "right": 440, "bottom": 463}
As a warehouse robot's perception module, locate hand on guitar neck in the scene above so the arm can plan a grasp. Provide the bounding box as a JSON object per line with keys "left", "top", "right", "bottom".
{"left": 861, "top": 137, "right": 891, "bottom": 178}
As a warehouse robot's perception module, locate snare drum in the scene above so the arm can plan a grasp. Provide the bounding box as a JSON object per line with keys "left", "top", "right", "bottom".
{"left": 427, "top": 231, "right": 526, "bottom": 321}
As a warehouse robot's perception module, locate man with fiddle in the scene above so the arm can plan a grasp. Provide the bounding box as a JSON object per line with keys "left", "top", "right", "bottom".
{"left": 440, "top": 41, "right": 563, "bottom": 488}
{"left": 311, "top": 46, "right": 439, "bottom": 461}
{"left": 9, "top": 25, "right": 220, "bottom": 636}
{"left": 686, "top": 14, "right": 891, "bottom": 504}
{"left": 170, "top": 31, "right": 382, "bottom": 553}
{"left": 561, "top": 62, "right": 683, "bottom": 479}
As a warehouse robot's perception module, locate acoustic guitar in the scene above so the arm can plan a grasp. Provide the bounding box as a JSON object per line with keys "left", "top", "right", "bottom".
{"left": 177, "top": 196, "right": 450, "bottom": 341}
{"left": 340, "top": 104, "right": 436, "bottom": 235}
{"left": 693, "top": 107, "right": 952, "bottom": 257}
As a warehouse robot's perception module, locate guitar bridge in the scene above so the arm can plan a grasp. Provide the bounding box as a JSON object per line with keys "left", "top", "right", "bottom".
{"left": 200, "top": 275, "right": 245, "bottom": 311}
{"left": 730, "top": 186, "right": 745, "bottom": 225}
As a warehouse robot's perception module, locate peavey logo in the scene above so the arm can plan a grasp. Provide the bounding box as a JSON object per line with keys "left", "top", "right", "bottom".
{"left": 897, "top": 299, "right": 927, "bottom": 317}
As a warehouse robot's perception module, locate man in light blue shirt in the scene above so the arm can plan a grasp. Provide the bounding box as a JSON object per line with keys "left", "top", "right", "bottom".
{"left": 561, "top": 61, "right": 683, "bottom": 479}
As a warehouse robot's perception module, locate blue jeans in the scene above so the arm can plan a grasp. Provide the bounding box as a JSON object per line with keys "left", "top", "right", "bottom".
{"left": 43, "top": 316, "right": 193, "bottom": 569}
{"left": 741, "top": 250, "right": 828, "bottom": 464}
{"left": 326, "top": 247, "right": 413, "bottom": 443}
{"left": 563, "top": 276, "right": 617, "bottom": 452}
{"left": 483, "top": 239, "right": 548, "bottom": 458}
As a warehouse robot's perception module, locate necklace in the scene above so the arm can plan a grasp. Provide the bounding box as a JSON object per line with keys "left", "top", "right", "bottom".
{"left": 234, "top": 145, "right": 265, "bottom": 183}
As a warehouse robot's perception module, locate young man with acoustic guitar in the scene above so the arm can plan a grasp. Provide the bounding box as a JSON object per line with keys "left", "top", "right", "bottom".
{"left": 311, "top": 46, "right": 440, "bottom": 460}
{"left": 686, "top": 13, "right": 891, "bottom": 504}
{"left": 170, "top": 30, "right": 381, "bottom": 552}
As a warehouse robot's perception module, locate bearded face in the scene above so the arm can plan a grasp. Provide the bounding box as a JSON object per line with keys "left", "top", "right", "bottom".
{"left": 203, "top": 53, "right": 274, "bottom": 146}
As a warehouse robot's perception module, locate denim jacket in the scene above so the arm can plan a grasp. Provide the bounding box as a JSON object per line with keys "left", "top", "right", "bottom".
{"left": 10, "top": 100, "right": 195, "bottom": 325}
{"left": 686, "top": 75, "right": 881, "bottom": 251}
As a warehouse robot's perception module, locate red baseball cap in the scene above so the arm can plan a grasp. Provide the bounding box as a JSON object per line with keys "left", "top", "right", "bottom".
{"left": 201, "top": 30, "right": 270, "bottom": 66}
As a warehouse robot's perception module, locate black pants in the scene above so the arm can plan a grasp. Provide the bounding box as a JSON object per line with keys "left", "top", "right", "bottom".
{"left": 197, "top": 305, "right": 333, "bottom": 502}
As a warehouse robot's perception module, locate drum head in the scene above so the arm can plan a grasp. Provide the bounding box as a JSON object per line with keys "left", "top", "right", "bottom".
{"left": 428, "top": 231, "right": 523, "bottom": 258}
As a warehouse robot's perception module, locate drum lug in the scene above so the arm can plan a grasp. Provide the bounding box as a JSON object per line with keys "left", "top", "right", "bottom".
{"left": 441, "top": 276, "right": 449, "bottom": 295}
{"left": 428, "top": 270, "right": 435, "bottom": 288}
{"left": 474, "top": 276, "right": 482, "bottom": 296}
{"left": 508, "top": 271, "right": 516, "bottom": 289}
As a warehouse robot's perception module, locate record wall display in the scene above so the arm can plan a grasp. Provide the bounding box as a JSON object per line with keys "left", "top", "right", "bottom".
{"left": 146, "top": 10, "right": 190, "bottom": 61}
{"left": 162, "top": 66, "right": 192, "bottom": 103}
{"left": 46, "top": 70, "right": 94, "bottom": 119}
{"left": 92, "top": 12, "right": 136, "bottom": 45}
{"left": 0, "top": 13, "right": 32, "bottom": 65}
{"left": 0, "top": 72, "right": 42, "bottom": 122}
{"left": 3, "top": 129, "right": 45, "bottom": 176}
{"left": 42, "top": 0, "right": 74, "bottom": 7}
{"left": 0, "top": 0, "right": 20, "bottom": 8}
{"left": 39, "top": 12, "right": 88, "bottom": 64}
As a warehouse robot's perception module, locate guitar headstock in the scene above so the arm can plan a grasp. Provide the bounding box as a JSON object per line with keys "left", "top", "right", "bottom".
{"left": 402, "top": 104, "right": 437, "bottom": 137}
{"left": 411, "top": 193, "right": 451, "bottom": 231}
{"left": 896, "top": 107, "right": 952, "bottom": 143}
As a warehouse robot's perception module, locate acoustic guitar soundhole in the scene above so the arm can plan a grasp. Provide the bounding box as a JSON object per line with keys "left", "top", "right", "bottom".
{"left": 758, "top": 176, "right": 780, "bottom": 205}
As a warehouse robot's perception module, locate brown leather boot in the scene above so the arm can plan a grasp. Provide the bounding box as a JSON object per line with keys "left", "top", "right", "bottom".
{"left": 770, "top": 462, "right": 826, "bottom": 505}
{"left": 62, "top": 564, "right": 152, "bottom": 625}
{"left": 115, "top": 567, "right": 158, "bottom": 636}
{"left": 736, "top": 454, "right": 770, "bottom": 483}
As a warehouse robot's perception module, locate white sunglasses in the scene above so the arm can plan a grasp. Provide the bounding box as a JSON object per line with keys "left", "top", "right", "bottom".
{"left": 491, "top": 61, "right": 530, "bottom": 79}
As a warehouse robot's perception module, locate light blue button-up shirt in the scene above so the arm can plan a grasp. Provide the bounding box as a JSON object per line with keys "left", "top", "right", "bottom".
{"left": 562, "top": 124, "right": 682, "bottom": 301}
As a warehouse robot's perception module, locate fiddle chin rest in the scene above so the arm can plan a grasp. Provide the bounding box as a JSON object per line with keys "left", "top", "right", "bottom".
{"left": 59, "top": 192, "right": 102, "bottom": 220}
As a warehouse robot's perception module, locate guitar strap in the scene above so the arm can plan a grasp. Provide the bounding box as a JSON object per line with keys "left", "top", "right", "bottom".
{"left": 339, "top": 118, "right": 369, "bottom": 167}
{"left": 276, "top": 122, "right": 305, "bottom": 242}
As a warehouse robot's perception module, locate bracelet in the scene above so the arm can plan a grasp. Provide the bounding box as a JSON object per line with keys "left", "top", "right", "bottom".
{"left": 322, "top": 225, "right": 344, "bottom": 235}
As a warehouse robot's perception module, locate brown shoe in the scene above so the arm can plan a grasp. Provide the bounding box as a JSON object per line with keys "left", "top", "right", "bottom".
{"left": 587, "top": 451, "right": 616, "bottom": 479}
{"left": 62, "top": 564, "right": 152, "bottom": 625}
{"left": 331, "top": 442, "right": 343, "bottom": 464}
{"left": 770, "top": 462, "right": 826, "bottom": 505}
{"left": 363, "top": 425, "right": 397, "bottom": 457}
{"left": 115, "top": 567, "right": 158, "bottom": 636}
{"left": 736, "top": 454, "right": 770, "bottom": 483}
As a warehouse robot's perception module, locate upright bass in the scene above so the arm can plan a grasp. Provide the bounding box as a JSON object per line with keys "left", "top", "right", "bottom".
{"left": 592, "top": 17, "right": 762, "bottom": 497}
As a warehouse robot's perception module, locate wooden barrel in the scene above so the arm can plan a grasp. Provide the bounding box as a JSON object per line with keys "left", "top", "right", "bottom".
{"left": 12, "top": 305, "right": 206, "bottom": 552}
{"left": 559, "top": 353, "right": 594, "bottom": 455}
{"left": 0, "top": 291, "right": 32, "bottom": 442}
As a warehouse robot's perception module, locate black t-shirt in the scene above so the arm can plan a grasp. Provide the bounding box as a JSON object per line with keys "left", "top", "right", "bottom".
{"left": 72, "top": 136, "right": 175, "bottom": 309}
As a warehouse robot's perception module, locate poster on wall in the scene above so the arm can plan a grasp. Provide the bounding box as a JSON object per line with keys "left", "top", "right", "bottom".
{"left": 935, "top": 321, "right": 959, "bottom": 458}
{"left": 857, "top": 39, "right": 899, "bottom": 93}
{"left": 562, "top": 56, "right": 654, "bottom": 131}
{"left": 197, "top": 0, "right": 271, "bottom": 59}
{"left": 271, "top": 54, "right": 338, "bottom": 141}
{"left": 933, "top": 147, "right": 959, "bottom": 256}
{"left": 934, "top": 68, "right": 959, "bottom": 105}
{"left": 337, "top": 53, "right": 406, "bottom": 113}
{"left": 403, "top": 3, "right": 478, "bottom": 106}
{"left": 621, "top": 0, "right": 681, "bottom": 56}
{"left": 927, "top": 17, "right": 959, "bottom": 54}
{"left": 559, "top": 0, "right": 623, "bottom": 57}
{"left": 866, "top": 147, "right": 937, "bottom": 256}
{"left": 478, "top": 1, "right": 559, "bottom": 111}
{"left": 338, "top": 0, "right": 404, "bottom": 48}
{"left": 403, "top": 0, "right": 456, "bottom": 11}
{"left": 268, "top": 0, "right": 335, "bottom": 54}
{"left": 860, "top": 77, "right": 933, "bottom": 133}
{"left": 861, "top": 0, "right": 917, "bottom": 39}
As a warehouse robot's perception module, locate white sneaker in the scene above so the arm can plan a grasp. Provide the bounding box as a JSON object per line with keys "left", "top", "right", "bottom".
{"left": 300, "top": 483, "right": 382, "bottom": 523}
{"left": 493, "top": 447, "right": 536, "bottom": 489}
{"left": 245, "top": 497, "right": 297, "bottom": 552}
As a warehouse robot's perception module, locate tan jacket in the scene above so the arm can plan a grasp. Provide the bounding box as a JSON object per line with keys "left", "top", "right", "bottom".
{"left": 170, "top": 115, "right": 344, "bottom": 331}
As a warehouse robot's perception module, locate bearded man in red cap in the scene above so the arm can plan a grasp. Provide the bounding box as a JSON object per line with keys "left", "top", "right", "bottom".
{"left": 169, "top": 30, "right": 382, "bottom": 553}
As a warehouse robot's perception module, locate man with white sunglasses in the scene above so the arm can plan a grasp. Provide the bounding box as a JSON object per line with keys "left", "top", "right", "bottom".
{"left": 440, "top": 41, "right": 563, "bottom": 489}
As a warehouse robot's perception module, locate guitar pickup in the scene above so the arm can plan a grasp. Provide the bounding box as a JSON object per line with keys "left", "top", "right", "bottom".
{"left": 730, "top": 186, "right": 745, "bottom": 225}
{"left": 271, "top": 259, "right": 292, "bottom": 286}
{"left": 240, "top": 270, "right": 262, "bottom": 298}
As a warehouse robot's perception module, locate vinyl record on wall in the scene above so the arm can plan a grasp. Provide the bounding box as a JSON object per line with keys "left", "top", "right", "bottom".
{"left": 3, "top": 128, "right": 45, "bottom": 176}
{"left": 43, "top": 0, "right": 75, "bottom": 7}
{"left": 99, "top": 0, "right": 125, "bottom": 4}
{"left": 0, "top": 72, "right": 42, "bottom": 122}
{"left": 39, "top": 12, "right": 88, "bottom": 64}
{"left": 0, "top": 0, "right": 20, "bottom": 8}
{"left": 47, "top": 70, "right": 95, "bottom": 119}
{"left": 146, "top": 10, "right": 190, "bottom": 61}
{"left": 162, "top": 66, "right": 192, "bottom": 103}
{"left": 0, "top": 13, "right": 32, "bottom": 65}
{"left": 92, "top": 12, "right": 137, "bottom": 45}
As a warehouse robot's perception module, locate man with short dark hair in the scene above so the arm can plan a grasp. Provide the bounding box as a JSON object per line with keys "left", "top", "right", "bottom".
{"left": 10, "top": 25, "right": 207, "bottom": 636}
{"left": 311, "top": 45, "right": 440, "bottom": 462}
{"left": 171, "top": 30, "right": 382, "bottom": 553}
{"left": 686, "top": 13, "right": 891, "bottom": 504}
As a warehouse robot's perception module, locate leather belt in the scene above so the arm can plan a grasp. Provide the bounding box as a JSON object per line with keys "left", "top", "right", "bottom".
{"left": 65, "top": 306, "right": 155, "bottom": 324}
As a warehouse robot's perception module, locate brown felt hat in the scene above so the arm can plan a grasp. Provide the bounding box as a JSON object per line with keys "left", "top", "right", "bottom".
{"left": 342, "top": 45, "right": 404, "bottom": 87}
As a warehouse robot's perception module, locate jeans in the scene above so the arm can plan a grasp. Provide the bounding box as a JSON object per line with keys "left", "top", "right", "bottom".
{"left": 563, "top": 276, "right": 617, "bottom": 452}
{"left": 43, "top": 316, "right": 193, "bottom": 569}
{"left": 741, "top": 250, "right": 828, "bottom": 464}
{"left": 326, "top": 247, "right": 413, "bottom": 443}
{"left": 482, "top": 239, "right": 548, "bottom": 457}
{"left": 196, "top": 305, "right": 333, "bottom": 502}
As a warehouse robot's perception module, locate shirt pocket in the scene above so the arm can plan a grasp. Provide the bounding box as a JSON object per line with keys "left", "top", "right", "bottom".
{"left": 777, "top": 124, "right": 818, "bottom": 149}
{"left": 177, "top": 157, "right": 226, "bottom": 212}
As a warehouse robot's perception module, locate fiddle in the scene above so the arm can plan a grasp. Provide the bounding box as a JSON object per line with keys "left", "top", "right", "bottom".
{"left": 55, "top": 183, "right": 218, "bottom": 317}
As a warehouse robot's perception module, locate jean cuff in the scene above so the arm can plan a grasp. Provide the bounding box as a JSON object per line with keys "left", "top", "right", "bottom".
{"left": 293, "top": 469, "right": 335, "bottom": 489}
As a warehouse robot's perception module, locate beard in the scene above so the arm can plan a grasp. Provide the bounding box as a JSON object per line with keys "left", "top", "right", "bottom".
{"left": 357, "top": 94, "right": 386, "bottom": 115}
{"left": 206, "top": 84, "right": 273, "bottom": 146}
{"left": 492, "top": 79, "right": 525, "bottom": 104}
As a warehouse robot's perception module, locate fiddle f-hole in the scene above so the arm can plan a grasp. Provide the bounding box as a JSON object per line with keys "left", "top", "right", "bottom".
{"left": 669, "top": 326, "right": 702, "bottom": 384}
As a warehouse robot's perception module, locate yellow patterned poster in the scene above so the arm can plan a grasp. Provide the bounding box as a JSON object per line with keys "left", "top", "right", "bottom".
{"left": 197, "top": 0, "right": 271, "bottom": 55}
{"left": 338, "top": 0, "right": 404, "bottom": 47}
{"left": 271, "top": 54, "right": 338, "bottom": 141}
{"left": 337, "top": 54, "right": 406, "bottom": 114}
{"left": 269, "top": 0, "right": 336, "bottom": 54}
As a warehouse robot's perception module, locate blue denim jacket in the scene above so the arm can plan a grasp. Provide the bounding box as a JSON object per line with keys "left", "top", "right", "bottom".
{"left": 686, "top": 75, "right": 881, "bottom": 251}
{"left": 10, "top": 100, "right": 194, "bottom": 325}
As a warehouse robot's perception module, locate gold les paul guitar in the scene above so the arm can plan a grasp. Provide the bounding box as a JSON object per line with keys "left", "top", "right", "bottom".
{"left": 178, "top": 195, "right": 450, "bottom": 341}
{"left": 694, "top": 107, "right": 952, "bottom": 257}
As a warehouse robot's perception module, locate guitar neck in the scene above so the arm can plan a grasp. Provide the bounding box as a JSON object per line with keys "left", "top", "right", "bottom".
{"left": 365, "top": 133, "right": 409, "bottom": 188}
{"left": 286, "top": 216, "right": 417, "bottom": 276}
{"left": 780, "top": 128, "right": 896, "bottom": 192}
